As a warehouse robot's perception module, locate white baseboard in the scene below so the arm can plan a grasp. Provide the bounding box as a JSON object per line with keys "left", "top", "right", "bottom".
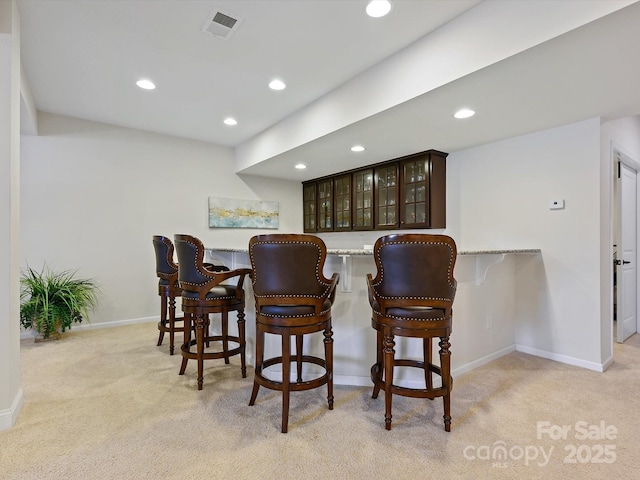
{"left": 452, "top": 344, "right": 517, "bottom": 378}
{"left": 334, "top": 374, "right": 373, "bottom": 387}
{"left": 20, "top": 316, "right": 158, "bottom": 339}
{"left": 335, "top": 342, "right": 608, "bottom": 388}
{"left": 0, "top": 387, "right": 23, "bottom": 431}
{"left": 516, "top": 344, "right": 606, "bottom": 372}
{"left": 601, "top": 354, "right": 614, "bottom": 371}
{"left": 334, "top": 345, "right": 518, "bottom": 388}
{"left": 74, "top": 316, "right": 158, "bottom": 330}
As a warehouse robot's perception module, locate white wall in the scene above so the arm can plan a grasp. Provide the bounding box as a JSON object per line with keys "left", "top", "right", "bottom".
{"left": 0, "top": 0, "right": 23, "bottom": 431}
{"left": 448, "top": 118, "right": 603, "bottom": 367}
{"left": 316, "top": 118, "right": 607, "bottom": 371}
{"left": 20, "top": 113, "right": 303, "bottom": 327}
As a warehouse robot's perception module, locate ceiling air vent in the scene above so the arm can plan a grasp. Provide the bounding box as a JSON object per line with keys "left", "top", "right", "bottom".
{"left": 202, "top": 10, "right": 243, "bottom": 39}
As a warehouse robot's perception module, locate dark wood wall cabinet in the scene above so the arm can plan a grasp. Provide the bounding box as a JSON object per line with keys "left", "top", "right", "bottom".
{"left": 302, "top": 149, "right": 447, "bottom": 233}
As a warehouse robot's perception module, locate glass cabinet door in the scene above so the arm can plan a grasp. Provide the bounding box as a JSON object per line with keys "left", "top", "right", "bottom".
{"left": 334, "top": 174, "right": 351, "bottom": 230}
{"left": 375, "top": 165, "right": 398, "bottom": 229}
{"left": 401, "top": 158, "right": 429, "bottom": 227}
{"left": 317, "top": 178, "right": 333, "bottom": 231}
{"left": 303, "top": 183, "right": 316, "bottom": 232}
{"left": 353, "top": 169, "right": 373, "bottom": 230}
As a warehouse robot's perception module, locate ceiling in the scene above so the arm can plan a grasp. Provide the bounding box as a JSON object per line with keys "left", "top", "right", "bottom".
{"left": 17, "top": 0, "right": 640, "bottom": 182}
{"left": 17, "top": 0, "right": 478, "bottom": 145}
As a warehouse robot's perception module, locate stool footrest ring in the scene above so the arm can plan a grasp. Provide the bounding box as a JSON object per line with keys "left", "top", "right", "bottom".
{"left": 181, "top": 335, "right": 243, "bottom": 361}
{"left": 371, "top": 362, "right": 452, "bottom": 399}
{"left": 255, "top": 355, "right": 329, "bottom": 393}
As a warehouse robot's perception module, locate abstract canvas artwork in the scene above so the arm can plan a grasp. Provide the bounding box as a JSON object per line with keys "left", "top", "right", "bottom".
{"left": 208, "top": 197, "right": 279, "bottom": 229}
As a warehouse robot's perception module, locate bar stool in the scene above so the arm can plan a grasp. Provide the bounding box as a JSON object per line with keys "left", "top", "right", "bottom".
{"left": 174, "top": 234, "right": 251, "bottom": 390}
{"left": 152, "top": 235, "right": 184, "bottom": 355}
{"left": 367, "top": 233, "right": 457, "bottom": 431}
{"left": 248, "top": 234, "right": 339, "bottom": 433}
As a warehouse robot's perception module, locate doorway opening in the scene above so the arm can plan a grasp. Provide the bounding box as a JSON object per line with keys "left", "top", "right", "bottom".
{"left": 612, "top": 147, "right": 640, "bottom": 344}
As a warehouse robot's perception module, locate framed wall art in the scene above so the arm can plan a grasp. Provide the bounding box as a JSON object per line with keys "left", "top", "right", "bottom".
{"left": 208, "top": 197, "right": 279, "bottom": 229}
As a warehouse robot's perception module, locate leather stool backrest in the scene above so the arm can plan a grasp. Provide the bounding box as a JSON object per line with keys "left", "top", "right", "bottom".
{"left": 371, "top": 234, "right": 457, "bottom": 305}
{"left": 249, "top": 234, "right": 332, "bottom": 299}
{"left": 153, "top": 235, "right": 179, "bottom": 285}
{"left": 173, "top": 235, "right": 210, "bottom": 288}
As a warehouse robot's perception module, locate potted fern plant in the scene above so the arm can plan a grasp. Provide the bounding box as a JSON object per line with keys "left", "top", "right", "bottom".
{"left": 20, "top": 265, "right": 99, "bottom": 340}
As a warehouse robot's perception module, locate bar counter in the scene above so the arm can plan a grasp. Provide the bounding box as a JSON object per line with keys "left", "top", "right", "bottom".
{"left": 204, "top": 246, "right": 541, "bottom": 386}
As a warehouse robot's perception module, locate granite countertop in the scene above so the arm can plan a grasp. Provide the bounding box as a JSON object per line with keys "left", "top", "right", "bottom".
{"left": 207, "top": 247, "right": 541, "bottom": 256}
{"left": 326, "top": 248, "right": 540, "bottom": 255}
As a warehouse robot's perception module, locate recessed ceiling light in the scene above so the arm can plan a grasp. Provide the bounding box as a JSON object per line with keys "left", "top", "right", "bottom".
{"left": 454, "top": 108, "right": 475, "bottom": 119}
{"left": 295, "top": 163, "right": 307, "bottom": 170}
{"left": 351, "top": 145, "right": 365, "bottom": 152}
{"left": 224, "top": 117, "right": 238, "bottom": 126}
{"left": 136, "top": 79, "right": 156, "bottom": 90}
{"left": 269, "top": 79, "right": 286, "bottom": 91}
{"left": 366, "top": 0, "right": 392, "bottom": 18}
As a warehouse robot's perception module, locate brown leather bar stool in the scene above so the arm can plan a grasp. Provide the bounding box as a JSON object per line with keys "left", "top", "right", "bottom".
{"left": 248, "top": 234, "right": 339, "bottom": 433}
{"left": 174, "top": 234, "right": 251, "bottom": 390}
{"left": 367, "top": 233, "right": 457, "bottom": 431}
{"left": 152, "top": 235, "right": 184, "bottom": 355}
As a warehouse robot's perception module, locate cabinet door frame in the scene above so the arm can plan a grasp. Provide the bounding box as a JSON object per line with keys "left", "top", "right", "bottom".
{"left": 399, "top": 154, "right": 431, "bottom": 229}
{"left": 352, "top": 168, "right": 374, "bottom": 231}
{"left": 333, "top": 173, "right": 352, "bottom": 231}
{"left": 316, "top": 178, "right": 334, "bottom": 232}
{"left": 302, "top": 182, "right": 318, "bottom": 233}
{"left": 374, "top": 163, "right": 400, "bottom": 230}
{"left": 428, "top": 151, "right": 447, "bottom": 228}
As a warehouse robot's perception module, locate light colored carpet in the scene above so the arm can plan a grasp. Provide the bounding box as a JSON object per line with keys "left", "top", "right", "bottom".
{"left": 1, "top": 322, "right": 638, "bottom": 479}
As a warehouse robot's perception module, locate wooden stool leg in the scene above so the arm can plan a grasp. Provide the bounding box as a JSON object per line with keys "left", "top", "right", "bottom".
{"left": 168, "top": 295, "right": 177, "bottom": 355}
{"left": 222, "top": 310, "right": 230, "bottom": 364}
{"left": 249, "top": 324, "right": 264, "bottom": 406}
{"left": 383, "top": 331, "right": 395, "bottom": 430}
{"left": 249, "top": 382, "right": 260, "bottom": 407}
{"left": 281, "top": 330, "right": 291, "bottom": 433}
{"left": 295, "top": 334, "right": 303, "bottom": 383}
{"left": 195, "top": 314, "right": 206, "bottom": 390}
{"left": 439, "top": 336, "right": 452, "bottom": 432}
{"left": 372, "top": 329, "right": 383, "bottom": 399}
{"left": 424, "top": 337, "right": 433, "bottom": 391}
{"left": 179, "top": 312, "right": 191, "bottom": 375}
{"left": 205, "top": 315, "right": 211, "bottom": 348}
{"left": 237, "top": 309, "right": 247, "bottom": 378}
{"left": 324, "top": 320, "right": 334, "bottom": 410}
{"left": 157, "top": 295, "right": 167, "bottom": 346}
